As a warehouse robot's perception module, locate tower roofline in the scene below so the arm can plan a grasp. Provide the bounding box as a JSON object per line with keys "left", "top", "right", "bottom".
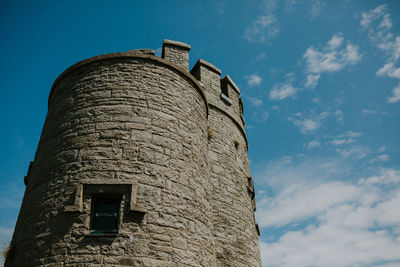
{"left": 190, "top": 59, "right": 222, "bottom": 76}
{"left": 48, "top": 50, "right": 208, "bottom": 117}
{"left": 162, "top": 39, "right": 191, "bottom": 50}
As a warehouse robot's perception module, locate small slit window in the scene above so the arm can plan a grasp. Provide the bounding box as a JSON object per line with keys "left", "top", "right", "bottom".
{"left": 90, "top": 194, "right": 121, "bottom": 234}
{"left": 221, "top": 81, "right": 229, "bottom": 97}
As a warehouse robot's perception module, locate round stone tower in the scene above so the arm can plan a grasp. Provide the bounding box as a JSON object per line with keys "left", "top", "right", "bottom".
{"left": 6, "top": 40, "right": 261, "bottom": 267}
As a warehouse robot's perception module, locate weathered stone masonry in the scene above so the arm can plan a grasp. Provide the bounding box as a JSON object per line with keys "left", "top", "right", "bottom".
{"left": 6, "top": 40, "right": 261, "bottom": 267}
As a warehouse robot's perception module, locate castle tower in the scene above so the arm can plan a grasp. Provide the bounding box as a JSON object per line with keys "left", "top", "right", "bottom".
{"left": 6, "top": 40, "right": 261, "bottom": 267}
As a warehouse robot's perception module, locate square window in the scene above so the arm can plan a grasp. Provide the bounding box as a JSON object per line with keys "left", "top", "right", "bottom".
{"left": 90, "top": 194, "right": 121, "bottom": 234}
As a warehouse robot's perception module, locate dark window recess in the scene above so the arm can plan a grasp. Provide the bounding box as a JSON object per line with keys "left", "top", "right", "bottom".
{"left": 90, "top": 195, "right": 121, "bottom": 234}
{"left": 221, "top": 81, "right": 229, "bottom": 97}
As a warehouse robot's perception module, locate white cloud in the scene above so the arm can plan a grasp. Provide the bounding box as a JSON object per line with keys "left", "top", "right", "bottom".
{"left": 255, "top": 155, "right": 348, "bottom": 191}
{"left": 260, "top": 225, "right": 400, "bottom": 267}
{"left": 255, "top": 53, "right": 267, "bottom": 61}
{"left": 270, "top": 33, "right": 360, "bottom": 100}
{"left": 246, "top": 74, "right": 263, "bottom": 87}
{"left": 329, "top": 130, "right": 361, "bottom": 146}
{"left": 327, "top": 33, "right": 344, "bottom": 50}
{"left": 288, "top": 111, "right": 332, "bottom": 134}
{"left": 360, "top": 4, "right": 387, "bottom": 29}
{"left": 293, "top": 118, "right": 319, "bottom": 133}
{"left": 257, "top": 181, "right": 360, "bottom": 228}
{"left": 362, "top": 109, "right": 378, "bottom": 115}
{"left": 305, "top": 74, "right": 320, "bottom": 89}
{"left": 308, "top": 0, "right": 324, "bottom": 20}
{"left": 331, "top": 138, "right": 355, "bottom": 146}
{"left": 304, "top": 47, "right": 342, "bottom": 73}
{"left": 376, "top": 62, "right": 400, "bottom": 79}
{"left": 360, "top": 5, "right": 400, "bottom": 103}
{"left": 304, "top": 39, "right": 362, "bottom": 73}
{"left": 259, "top": 111, "right": 269, "bottom": 122}
{"left": 312, "top": 97, "right": 321, "bottom": 104}
{"left": 306, "top": 140, "right": 320, "bottom": 149}
{"left": 379, "top": 13, "right": 392, "bottom": 29}
{"left": 375, "top": 263, "right": 400, "bottom": 267}
{"left": 269, "top": 83, "right": 298, "bottom": 100}
{"left": 377, "top": 63, "right": 400, "bottom": 102}
{"left": 369, "top": 154, "right": 390, "bottom": 163}
{"left": 336, "top": 146, "right": 370, "bottom": 159}
{"left": 388, "top": 83, "right": 400, "bottom": 103}
{"left": 344, "top": 44, "right": 363, "bottom": 63}
{"left": 379, "top": 146, "right": 387, "bottom": 152}
{"left": 253, "top": 111, "right": 269, "bottom": 123}
{"left": 255, "top": 154, "right": 400, "bottom": 267}
{"left": 247, "top": 96, "right": 263, "bottom": 106}
{"left": 334, "top": 109, "right": 344, "bottom": 121}
{"left": 245, "top": 15, "right": 280, "bottom": 43}
{"left": 359, "top": 169, "right": 400, "bottom": 185}
{"left": 343, "top": 130, "right": 362, "bottom": 138}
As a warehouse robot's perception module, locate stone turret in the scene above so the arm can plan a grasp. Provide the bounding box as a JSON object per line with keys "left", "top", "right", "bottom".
{"left": 6, "top": 39, "right": 261, "bottom": 267}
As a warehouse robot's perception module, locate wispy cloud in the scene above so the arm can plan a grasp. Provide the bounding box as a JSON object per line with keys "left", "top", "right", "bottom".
{"left": 376, "top": 62, "right": 400, "bottom": 79}
{"left": 388, "top": 83, "right": 400, "bottom": 103}
{"left": 305, "top": 74, "right": 320, "bottom": 89}
{"left": 256, "top": 53, "right": 267, "bottom": 61}
{"left": 362, "top": 109, "right": 378, "bottom": 115}
{"left": 293, "top": 118, "right": 320, "bottom": 133}
{"left": 306, "top": 140, "right": 320, "bottom": 149}
{"left": 288, "top": 111, "right": 329, "bottom": 134}
{"left": 359, "top": 168, "right": 400, "bottom": 185}
{"left": 369, "top": 154, "right": 390, "bottom": 164}
{"left": 336, "top": 146, "right": 370, "bottom": 160}
{"left": 360, "top": 4, "right": 400, "bottom": 103}
{"left": 284, "top": 0, "right": 325, "bottom": 20}
{"left": 244, "top": 0, "right": 280, "bottom": 43}
{"left": 334, "top": 109, "right": 344, "bottom": 121}
{"left": 252, "top": 111, "right": 269, "bottom": 123}
{"left": 269, "top": 83, "right": 298, "bottom": 100}
{"left": 304, "top": 33, "right": 362, "bottom": 74}
{"left": 246, "top": 74, "right": 263, "bottom": 87}
{"left": 247, "top": 96, "right": 263, "bottom": 106}
{"left": 329, "top": 130, "right": 361, "bottom": 147}
{"left": 299, "top": 33, "right": 362, "bottom": 92}
{"left": 308, "top": 0, "right": 324, "bottom": 20}
{"left": 272, "top": 33, "right": 361, "bottom": 99}
{"left": 269, "top": 73, "right": 299, "bottom": 100}
{"left": 245, "top": 15, "right": 280, "bottom": 43}
{"left": 331, "top": 138, "right": 355, "bottom": 146}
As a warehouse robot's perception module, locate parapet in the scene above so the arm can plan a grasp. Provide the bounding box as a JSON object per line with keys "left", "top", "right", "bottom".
{"left": 162, "top": 39, "right": 191, "bottom": 70}
{"left": 125, "top": 49, "right": 155, "bottom": 56}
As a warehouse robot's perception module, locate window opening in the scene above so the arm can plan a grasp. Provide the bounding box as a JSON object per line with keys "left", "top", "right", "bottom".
{"left": 90, "top": 194, "right": 121, "bottom": 234}
{"left": 221, "top": 81, "right": 229, "bottom": 97}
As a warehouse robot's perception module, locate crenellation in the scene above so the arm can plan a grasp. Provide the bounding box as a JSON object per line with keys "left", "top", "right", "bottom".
{"left": 190, "top": 59, "right": 222, "bottom": 97}
{"left": 161, "top": 39, "right": 191, "bottom": 70}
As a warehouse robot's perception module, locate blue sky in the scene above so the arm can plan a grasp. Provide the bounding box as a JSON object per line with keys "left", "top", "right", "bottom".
{"left": 1, "top": 1, "right": 399, "bottom": 266}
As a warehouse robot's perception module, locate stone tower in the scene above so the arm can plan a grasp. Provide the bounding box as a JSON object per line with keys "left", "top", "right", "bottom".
{"left": 6, "top": 40, "right": 261, "bottom": 267}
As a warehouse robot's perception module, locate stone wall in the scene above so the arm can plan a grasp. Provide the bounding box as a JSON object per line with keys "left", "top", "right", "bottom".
{"left": 6, "top": 40, "right": 261, "bottom": 267}
{"left": 192, "top": 58, "right": 261, "bottom": 266}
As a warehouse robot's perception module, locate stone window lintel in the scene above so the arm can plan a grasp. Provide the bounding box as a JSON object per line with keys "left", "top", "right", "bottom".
{"left": 64, "top": 179, "right": 145, "bottom": 213}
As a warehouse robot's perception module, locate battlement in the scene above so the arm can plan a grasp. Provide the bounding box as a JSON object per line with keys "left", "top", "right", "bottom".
{"left": 189, "top": 59, "right": 245, "bottom": 142}
{"left": 161, "top": 39, "right": 191, "bottom": 70}
{"left": 159, "top": 40, "right": 245, "bottom": 132}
